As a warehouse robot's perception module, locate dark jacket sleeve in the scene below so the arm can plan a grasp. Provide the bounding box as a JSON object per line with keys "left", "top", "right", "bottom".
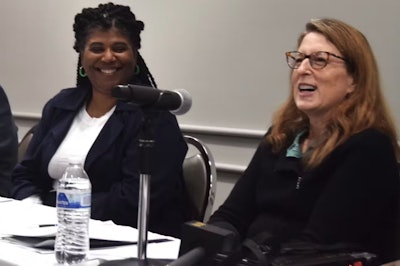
{"left": 11, "top": 98, "right": 57, "bottom": 200}
{"left": 0, "top": 86, "right": 18, "bottom": 197}
{"left": 209, "top": 138, "right": 270, "bottom": 238}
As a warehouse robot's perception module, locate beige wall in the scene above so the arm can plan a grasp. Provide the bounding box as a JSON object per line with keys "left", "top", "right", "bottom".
{"left": 6, "top": 0, "right": 400, "bottom": 213}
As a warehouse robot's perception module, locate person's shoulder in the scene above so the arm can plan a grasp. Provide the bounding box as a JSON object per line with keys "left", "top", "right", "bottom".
{"left": 0, "top": 85, "right": 10, "bottom": 102}
{"left": 344, "top": 128, "right": 393, "bottom": 152}
{"left": 52, "top": 87, "right": 82, "bottom": 99}
{"left": 154, "top": 110, "right": 181, "bottom": 129}
{"left": 249, "top": 128, "right": 273, "bottom": 157}
{"left": 259, "top": 127, "right": 272, "bottom": 145}
{"left": 349, "top": 128, "right": 390, "bottom": 142}
{"left": 46, "top": 87, "right": 87, "bottom": 108}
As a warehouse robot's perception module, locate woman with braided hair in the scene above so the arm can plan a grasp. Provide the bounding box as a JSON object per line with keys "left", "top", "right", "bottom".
{"left": 11, "top": 2, "right": 189, "bottom": 238}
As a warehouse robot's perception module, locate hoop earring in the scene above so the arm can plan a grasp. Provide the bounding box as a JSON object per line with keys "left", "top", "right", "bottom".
{"left": 79, "top": 66, "right": 87, "bottom": 77}
{"left": 134, "top": 65, "right": 140, "bottom": 75}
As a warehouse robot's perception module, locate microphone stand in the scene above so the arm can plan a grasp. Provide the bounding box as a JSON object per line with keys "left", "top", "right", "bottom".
{"left": 100, "top": 111, "right": 171, "bottom": 266}
{"left": 137, "top": 111, "right": 155, "bottom": 262}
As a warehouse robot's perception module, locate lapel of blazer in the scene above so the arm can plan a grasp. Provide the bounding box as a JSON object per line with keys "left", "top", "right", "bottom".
{"left": 44, "top": 87, "right": 88, "bottom": 163}
{"left": 84, "top": 113, "right": 125, "bottom": 170}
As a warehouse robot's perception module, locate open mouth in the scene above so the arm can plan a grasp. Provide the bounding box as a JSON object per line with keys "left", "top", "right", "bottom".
{"left": 96, "top": 67, "right": 119, "bottom": 75}
{"left": 299, "top": 84, "right": 316, "bottom": 92}
{"left": 100, "top": 69, "right": 116, "bottom": 74}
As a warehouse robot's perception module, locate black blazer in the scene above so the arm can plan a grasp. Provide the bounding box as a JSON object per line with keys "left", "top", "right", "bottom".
{"left": 0, "top": 85, "right": 18, "bottom": 197}
{"left": 11, "top": 86, "right": 188, "bottom": 237}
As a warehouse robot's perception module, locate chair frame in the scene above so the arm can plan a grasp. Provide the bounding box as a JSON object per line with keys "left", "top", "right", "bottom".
{"left": 184, "top": 135, "right": 217, "bottom": 222}
{"left": 18, "top": 124, "right": 37, "bottom": 162}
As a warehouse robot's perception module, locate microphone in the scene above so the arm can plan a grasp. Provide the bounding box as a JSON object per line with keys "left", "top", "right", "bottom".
{"left": 112, "top": 84, "right": 192, "bottom": 115}
{"left": 168, "top": 221, "right": 238, "bottom": 266}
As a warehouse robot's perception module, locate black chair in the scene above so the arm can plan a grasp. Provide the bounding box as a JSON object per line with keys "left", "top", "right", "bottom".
{"left": 183, "top": 135, "right": 217, "bottom": 222}
{"left": 18, "top": 124, "right": 37, "bottom": 162}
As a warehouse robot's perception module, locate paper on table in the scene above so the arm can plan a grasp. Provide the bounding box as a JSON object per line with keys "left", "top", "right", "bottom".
{"left": 2, "top": 225, "right": 57, "bottom": 238}
{"left": 89, "top": 220, "right": 175, "bottom": 242}
{"left": 0, "top": 198, "right": 175, "bottom": 243}
{"left": 0, "top": 199, "right": 57, "bottom": 237}
{"left": 0, "top": 197, "right": 181, "bottom": 264}
{"left": 2, "top": 219, "right": 172, "bottom": 243}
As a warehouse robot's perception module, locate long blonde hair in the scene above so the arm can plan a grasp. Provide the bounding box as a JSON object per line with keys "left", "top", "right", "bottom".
{"left": 267, "top": 18, "right": 399, "bottom": 168}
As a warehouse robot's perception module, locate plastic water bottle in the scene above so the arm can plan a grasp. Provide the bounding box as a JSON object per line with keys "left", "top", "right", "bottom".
{"left": 55, "top": 161, "right": 91, "bottom": 264}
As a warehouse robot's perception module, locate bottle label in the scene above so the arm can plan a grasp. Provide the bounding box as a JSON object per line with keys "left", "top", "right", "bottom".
{"left": 57, "top": 189, "right": 91, "bottom": 209}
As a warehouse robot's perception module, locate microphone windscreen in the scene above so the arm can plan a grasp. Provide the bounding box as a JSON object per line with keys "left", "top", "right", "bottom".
{"left": 172, "top": 89, "right": 192, "bottom": 115}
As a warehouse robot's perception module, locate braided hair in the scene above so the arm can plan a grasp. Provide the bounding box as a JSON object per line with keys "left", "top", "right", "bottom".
{"left": 73, "top": 2, "right": 157, "bottom": 88}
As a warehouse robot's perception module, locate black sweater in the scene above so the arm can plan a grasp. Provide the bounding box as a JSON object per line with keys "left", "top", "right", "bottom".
{"left": 209, "top": 128, "right": 399, "bottom": 263}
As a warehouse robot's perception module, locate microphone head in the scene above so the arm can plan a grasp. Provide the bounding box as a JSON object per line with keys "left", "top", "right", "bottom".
{"left": 172, "top": 89, "right": 192, "bottom": 115}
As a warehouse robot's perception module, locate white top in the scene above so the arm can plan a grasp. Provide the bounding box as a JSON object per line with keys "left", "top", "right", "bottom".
{"left": 48, "top": 105, "right": 116, "bottom": 183}
{"left": 22, "top": 105, "right": 115, "bottom": 204}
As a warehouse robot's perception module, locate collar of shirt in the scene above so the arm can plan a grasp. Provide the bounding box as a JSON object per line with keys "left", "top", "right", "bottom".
{"left": 286, "top": 130, "right": 307, "bottom": 158}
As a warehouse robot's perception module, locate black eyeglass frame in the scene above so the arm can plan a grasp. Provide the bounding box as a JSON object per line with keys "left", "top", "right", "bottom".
{"left": 285, "top": 51, "right": 347, "bottom": 70}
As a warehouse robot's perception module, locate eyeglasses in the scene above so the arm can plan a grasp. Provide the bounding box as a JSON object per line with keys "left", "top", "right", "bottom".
{"left": 285, "top": 51, "right": 347, "bottom": 70}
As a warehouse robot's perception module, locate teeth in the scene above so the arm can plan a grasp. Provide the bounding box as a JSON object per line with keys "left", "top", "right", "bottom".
{"left": 299, "top": 84, "right": 316, "bottom": 91}
{"left": 100, "top": 69, "right": 116, "bottom": 74}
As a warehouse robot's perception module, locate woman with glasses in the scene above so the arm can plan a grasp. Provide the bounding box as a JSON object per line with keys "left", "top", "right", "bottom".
{"left": 208, "top": 18, "right": 400, "bottom": 264}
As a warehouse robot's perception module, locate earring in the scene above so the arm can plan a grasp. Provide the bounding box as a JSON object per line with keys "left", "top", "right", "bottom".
{"left": 79, "top": 66, "right": 87, "bottom": 77}
{"left": 134, "top": 65, "right": 140, "bottom": 75}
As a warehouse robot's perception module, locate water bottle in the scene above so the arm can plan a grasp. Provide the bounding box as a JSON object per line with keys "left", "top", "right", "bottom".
{"left": 55, "top": 161, "right": 91, "bottom": 264}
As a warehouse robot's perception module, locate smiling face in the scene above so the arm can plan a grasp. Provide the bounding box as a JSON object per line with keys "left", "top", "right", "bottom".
{"left": 291, "top": 32, "right": 355, "bottom": 122}
{"left": 80, "top": 27, "right": 137, "bottom": 96}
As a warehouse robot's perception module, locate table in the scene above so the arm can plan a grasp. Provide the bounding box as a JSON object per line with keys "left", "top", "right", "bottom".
{"left": 0, "top": 197, "right": 180, "bottom": 265}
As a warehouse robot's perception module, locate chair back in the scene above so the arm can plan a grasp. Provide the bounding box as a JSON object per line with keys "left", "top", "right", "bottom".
{"left": 183, "top": 135, "right": 217, "bottom": 222}
{"left": 18, "top": 125, "right": 37, "bottom": 162}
